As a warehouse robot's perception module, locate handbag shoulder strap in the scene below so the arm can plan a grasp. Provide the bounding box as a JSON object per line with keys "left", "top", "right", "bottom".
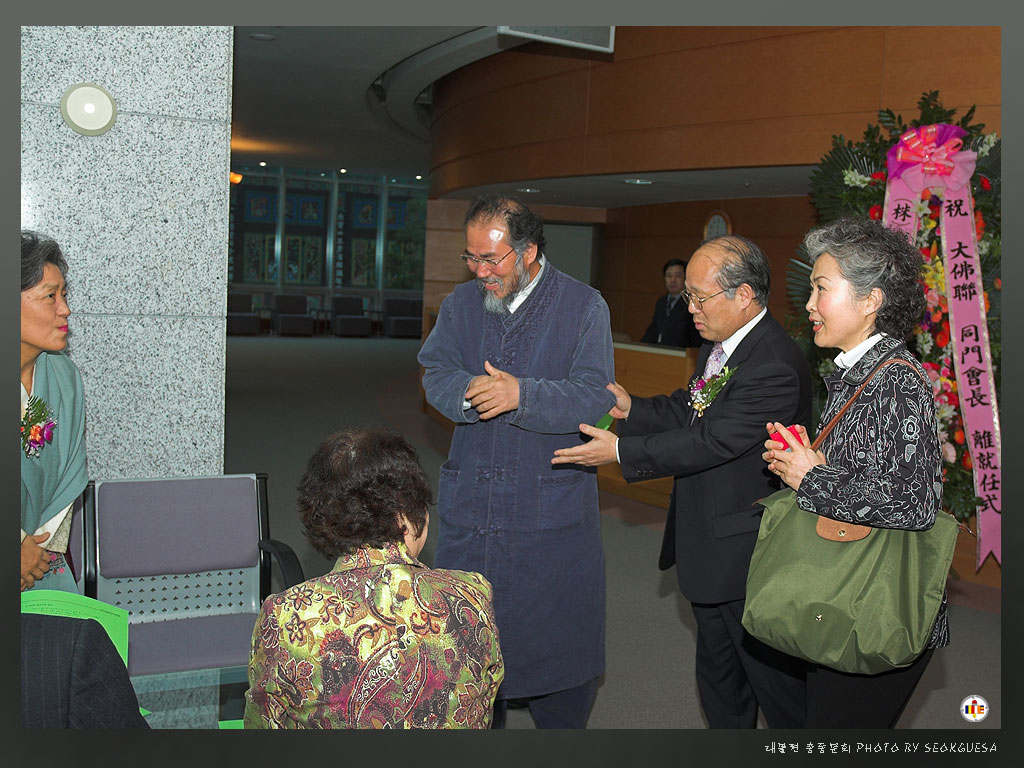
{"left": 809, "top": 358, "right": 922, "bottom": 452}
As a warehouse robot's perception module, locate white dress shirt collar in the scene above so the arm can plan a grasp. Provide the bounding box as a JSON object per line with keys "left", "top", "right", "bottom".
{"left": 507, "top": 253, "right": 546, "bottom": 314}
{"left": 720, "top": 306, "right": 767, "bottom": 359}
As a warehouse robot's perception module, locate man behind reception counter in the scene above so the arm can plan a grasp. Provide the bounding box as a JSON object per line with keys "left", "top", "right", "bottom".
{"left": 640, "top": 258, "right": 702, "bottom": 348}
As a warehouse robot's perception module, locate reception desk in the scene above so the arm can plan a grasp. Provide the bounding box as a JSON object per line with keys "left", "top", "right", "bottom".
{"left": 596, "top": 342, "right": 696, "bottom": 508}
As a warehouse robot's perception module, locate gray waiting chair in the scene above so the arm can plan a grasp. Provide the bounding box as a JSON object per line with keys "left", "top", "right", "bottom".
{"left": 331, "top": 295, "right": 372, "bottom": 337}
{"left": 273, "top": 294, "right": 315, "bottom": 336}
{"left": 382, "top": 298, "right": 423, "bottom": 338}
{"left": 226, "top": 293, "right": 260, "bottom": 336}
{"left": 81, "top": 473, "right": 304, "bottom": 678}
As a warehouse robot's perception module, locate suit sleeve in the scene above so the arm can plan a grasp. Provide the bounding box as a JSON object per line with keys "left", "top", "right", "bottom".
{"left": 797, "top": 365, "right": 942, "bottom": 530}
{"left": 640, "top": 299, "right": 660, "bottom": 343}
{"left": 618, "top": 360, "right": 802, "bottom": 481}
{"left": 417, "top": 293, "right": 480, "bottom": 424}
{"left": 68, "top": 618, "right": 149, "bottom": 729}
{"left": 510, "top": 293, "right": 617, "bottom": 434}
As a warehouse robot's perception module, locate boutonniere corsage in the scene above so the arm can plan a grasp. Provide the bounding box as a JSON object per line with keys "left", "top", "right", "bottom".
{"left": 688, "top": 366, "right": 736, "bottom": 418}
{"left": 21, "top": 395, "right": 57, "bottom": 458}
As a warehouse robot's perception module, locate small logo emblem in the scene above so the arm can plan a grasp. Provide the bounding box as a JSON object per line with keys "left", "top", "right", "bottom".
{"left": 960, "top": 694, "right": 989, "bottom": 723}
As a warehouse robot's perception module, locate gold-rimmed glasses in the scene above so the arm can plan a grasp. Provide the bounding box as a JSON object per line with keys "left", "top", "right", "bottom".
{"left": 461, "top": 247, "right": 515, "bottom": 269}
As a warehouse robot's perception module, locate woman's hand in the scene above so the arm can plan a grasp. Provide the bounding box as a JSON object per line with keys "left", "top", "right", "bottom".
{"left": 21, "top": 532, "right": 51, "bottom": 591}
{"left": 762, "top": 422, "right": 825, "bottom": 491}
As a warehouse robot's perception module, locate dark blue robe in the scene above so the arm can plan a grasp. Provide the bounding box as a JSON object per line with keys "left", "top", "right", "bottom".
{"left": 418, "top": 263, "right": 616, "bottom": 698}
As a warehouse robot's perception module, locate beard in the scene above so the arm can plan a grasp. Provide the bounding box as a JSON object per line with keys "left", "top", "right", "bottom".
{"left": 477, "top": 253, "right": 529, "bottom": 314}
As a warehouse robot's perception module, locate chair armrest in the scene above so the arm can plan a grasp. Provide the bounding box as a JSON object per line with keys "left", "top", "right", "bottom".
{"left": 258, "top": 539, "right": 306, "bottom": 591}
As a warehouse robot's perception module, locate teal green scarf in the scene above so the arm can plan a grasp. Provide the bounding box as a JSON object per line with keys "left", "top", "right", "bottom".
{"left": 21, "top": 351, "right": 88, "bottom": 592}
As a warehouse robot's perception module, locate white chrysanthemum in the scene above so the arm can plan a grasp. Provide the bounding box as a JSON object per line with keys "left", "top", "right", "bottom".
{"left": 917, "top": 333, "right": 934, "bottom": 356}
{"left": 936, "top": 403, "right": 957, "bottom": 422}
{"left": 842, "top": 168, "right": 871, "bottom": 188}
{"left": 977, "top": 132, "right": 999, "bottom": 157}
{"left": 977, "top": 238, "right": 990, "bottom": 256}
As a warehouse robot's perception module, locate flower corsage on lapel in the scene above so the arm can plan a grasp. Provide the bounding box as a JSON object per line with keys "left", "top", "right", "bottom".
{"left": 21, "top": 395, "right": 57, "bottom": 458}
{"left": 687, "top": 366, "right": 736, "bottom": 418}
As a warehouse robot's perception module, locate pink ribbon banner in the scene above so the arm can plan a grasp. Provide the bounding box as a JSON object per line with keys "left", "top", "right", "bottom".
{"left": 884, "top": 124, "right": 1000, "bottom": 569}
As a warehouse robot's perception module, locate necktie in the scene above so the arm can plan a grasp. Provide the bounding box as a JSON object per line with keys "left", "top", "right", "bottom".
{"left": 702, "top": 342, "right": 727, "bottom": 379}
{"left": 666, "top": 295, "right": 677, "bottom": 315}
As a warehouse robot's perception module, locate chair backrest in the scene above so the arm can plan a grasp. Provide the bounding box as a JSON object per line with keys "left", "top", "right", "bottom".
{"left": 332, "top": 295, "right": 365, "bottom": 316}
{"left": 86, "top": 474, "right": 270, "bottom": 624}
{"left": 227, "top": 293, "right": 252, "bottom": 313}
{"left": 274, "top": 294, "right": 307, "bottom": 314}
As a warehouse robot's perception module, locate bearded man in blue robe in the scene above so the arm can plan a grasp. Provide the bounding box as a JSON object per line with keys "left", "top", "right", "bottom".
{"left": 418, "top": 195, "right": 615, "bottom": 728}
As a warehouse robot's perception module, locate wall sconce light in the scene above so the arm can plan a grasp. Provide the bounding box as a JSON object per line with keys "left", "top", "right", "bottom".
{"left": 230, "top": 172, "right": 244, "bottom": 184}
{"left": 60, "top": 83, "right": 117, "bottom": 136}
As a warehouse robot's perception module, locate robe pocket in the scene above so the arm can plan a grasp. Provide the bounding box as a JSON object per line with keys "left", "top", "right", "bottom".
{"left": 437, "top": 463, "right": 470, "bottom": 527}
{"left": 711, "top": 505, "right": 764, "bottom": 539}
{"left": 536, "top": 471, "right": 590, "bottom": 530}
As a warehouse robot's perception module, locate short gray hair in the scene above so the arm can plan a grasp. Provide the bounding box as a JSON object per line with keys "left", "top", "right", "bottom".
{"left": 802, "top": 217, "right": 925, "bottom": 339}
{"left": 702, "top": 234, "right": 770, "bottom": 306}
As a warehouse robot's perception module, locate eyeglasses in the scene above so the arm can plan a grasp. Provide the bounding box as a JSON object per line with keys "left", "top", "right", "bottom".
{"left": 461, "top": 247, "right": 515, "bottom": 268}
{"left": 682, "top": 288, "right": 728, "bottom": 309}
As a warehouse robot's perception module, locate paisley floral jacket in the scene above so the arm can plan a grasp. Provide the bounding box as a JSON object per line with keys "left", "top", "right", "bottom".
{"left": 244, "top": 541, "right": 503, "bottom": 728}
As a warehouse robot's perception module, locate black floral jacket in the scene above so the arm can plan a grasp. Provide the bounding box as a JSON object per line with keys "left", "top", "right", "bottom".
{"left": 797, "top": 335, "right": 948, "bottom": 648}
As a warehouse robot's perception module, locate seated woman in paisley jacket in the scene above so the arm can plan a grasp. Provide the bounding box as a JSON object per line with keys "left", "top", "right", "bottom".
{"left": 762, "top": 217, "right": 945, "bottom": 728}
{"left": 244, "top": 427, "right": 504, "bottom": 728}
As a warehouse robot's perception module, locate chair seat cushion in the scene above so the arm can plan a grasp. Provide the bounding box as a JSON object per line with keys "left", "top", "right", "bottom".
{"left": 127, "top": 613, "right": 259, "bottom": 677}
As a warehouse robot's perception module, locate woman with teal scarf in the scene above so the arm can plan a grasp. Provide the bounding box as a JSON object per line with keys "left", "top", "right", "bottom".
{"left": 21, "top": 231, "right": 88, "bottom": 593}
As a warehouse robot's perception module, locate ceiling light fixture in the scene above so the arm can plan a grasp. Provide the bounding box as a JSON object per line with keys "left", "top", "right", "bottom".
{"left": 415, "top": 175, "right": 423, "bottom": 180}
{"left": 60, "top": 83, "right": 117, "bottom": 136}
{"left": 516, "top": 187, "right": 540, "bottom": 193}
{"left": 229, "top": 172, "right": 243, "bottom": 184}
{"left": 339, "top": 168, "right": 347, "bottom": 174}
{"left": 259, "top": 161, "right": 267, "bottom": 167}
{"left": 623, "top": 178, "right": 653, "bottom": 185}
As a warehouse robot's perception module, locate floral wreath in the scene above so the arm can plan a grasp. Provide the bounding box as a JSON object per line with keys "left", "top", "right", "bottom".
{"left": 785, "top": 91, "right": 1000, "bottom": 524}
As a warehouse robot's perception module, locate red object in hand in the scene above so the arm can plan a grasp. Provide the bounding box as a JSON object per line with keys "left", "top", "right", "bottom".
{"left": 769, "top": 425, "right": 805, "bottom": 451}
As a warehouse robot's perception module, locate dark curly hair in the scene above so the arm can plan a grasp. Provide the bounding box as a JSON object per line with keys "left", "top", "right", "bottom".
{"left": 803, "top": 217, "right": 926, "bottom": 340}
{"left": 464, "top": 194, "right": 546, "bottom": 256}
{"left": 22, "top": 230, "right": 69, "bottom": 291}
{"left": 297, "top": 427, "right": 433, "bottom": 558}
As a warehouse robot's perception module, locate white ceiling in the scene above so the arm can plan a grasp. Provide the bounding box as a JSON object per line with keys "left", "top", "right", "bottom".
{"left": 231, "top": 26, "right": 815, "bottom": 208}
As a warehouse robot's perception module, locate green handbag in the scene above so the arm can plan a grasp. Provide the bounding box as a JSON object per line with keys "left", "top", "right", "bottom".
{"left": 741, "top": 359, "right": 960, "bottom": 675}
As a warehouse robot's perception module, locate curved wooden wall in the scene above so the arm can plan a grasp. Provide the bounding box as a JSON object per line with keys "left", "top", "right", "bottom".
{"left": 430, "top": 26, "right": 1000, "bottom": 194}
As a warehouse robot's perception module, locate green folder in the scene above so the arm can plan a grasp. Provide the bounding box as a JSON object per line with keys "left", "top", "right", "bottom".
{"left": 21, "top": 589, "right": 129, "bottom": 666}
{"left": 594, "top": 413, "right": 614, "bottom": 430}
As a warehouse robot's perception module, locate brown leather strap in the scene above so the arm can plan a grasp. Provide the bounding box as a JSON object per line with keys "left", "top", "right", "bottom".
{"left": 811, "top": 357, "right": 925, "bottom": 542}
{"left": 809, "top": 358, "right": 922, "bottom": 452}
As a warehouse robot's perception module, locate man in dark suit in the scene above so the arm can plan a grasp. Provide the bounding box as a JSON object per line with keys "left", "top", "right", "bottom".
{"left": 640, "top": 258, "right": 702, "bottom": 348}
{"left": 21, "top": 613, "right": 149, "bottom": 728}
{"left": 553, "top": 235, "right": 811, "bottom": 728}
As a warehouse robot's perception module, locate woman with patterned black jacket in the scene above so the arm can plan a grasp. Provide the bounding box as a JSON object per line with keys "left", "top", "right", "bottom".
{"left": 762, "top": 217, "right": 945, "bottom": 728}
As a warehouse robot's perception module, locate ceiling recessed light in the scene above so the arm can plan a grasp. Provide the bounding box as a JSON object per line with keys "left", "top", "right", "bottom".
{"left": 623, "top": 178, "right": 653, "bottom": 185}
{"left": 259, "top": 161, "right": 267, "bottom": 167}
{"left": 339, "top": 168, "right": 347, "bottom": 174}
{"left": 390, "top": 178, "right": 397, "bottom": 183}
{"left": 415, "top": 175, "right": 422, "bottom": 180}
{"left": 249, "top": 33, "right": 276, "bottom": 42}
{"left": 516, "top": 188, "right": 540, "bottom": 193}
